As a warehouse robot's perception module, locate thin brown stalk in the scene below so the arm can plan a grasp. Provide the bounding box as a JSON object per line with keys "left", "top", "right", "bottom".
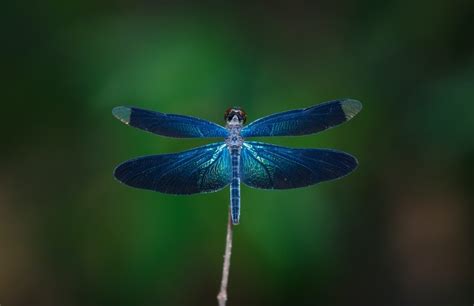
{"left": 217, "top": 213, "right": 233, "bottom": 306}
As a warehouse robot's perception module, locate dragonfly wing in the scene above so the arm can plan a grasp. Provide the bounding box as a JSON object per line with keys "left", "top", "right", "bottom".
{"left": 114, "top": 142, "right": 231, "bottom": 194}
{"left": 241, "top": 99, "right": 361, "bottom": 137}
{"left": 113, "top": 106, "right": 229, "bottom": 138}
{"left": 241, "top": 141, "right": 357, "bottom": 189}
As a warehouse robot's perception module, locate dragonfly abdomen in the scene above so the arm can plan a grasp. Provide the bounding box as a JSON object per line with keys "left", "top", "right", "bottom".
{"left": 230, "top": 147, "right": 241, "bottom": 225}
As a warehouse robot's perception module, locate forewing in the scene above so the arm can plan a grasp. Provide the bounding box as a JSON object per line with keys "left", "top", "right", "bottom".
{"left": 241, "top": 99, "right": 361, "bottom": 137}
{"left": 241, "top": 141, "right": 357, "bottom": 189}
{"left": 114, "top": 142, "right": 231, "bottom": 194}
{"left": 113, "top": 106, "right": 228, "bottom": 138}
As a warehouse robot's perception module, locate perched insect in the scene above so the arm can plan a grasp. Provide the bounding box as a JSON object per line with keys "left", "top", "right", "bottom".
{"left": 113, "top": 99, "right": 362, "bottom": 225}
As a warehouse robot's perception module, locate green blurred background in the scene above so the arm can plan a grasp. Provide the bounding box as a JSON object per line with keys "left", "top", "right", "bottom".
{"left": 1, "top": 1, "right": 473, "bottom": 305}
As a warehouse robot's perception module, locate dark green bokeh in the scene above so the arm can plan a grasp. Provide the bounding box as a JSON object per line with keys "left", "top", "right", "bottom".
{"left": 1, "top": 1, "right": 472, "bottom": 305}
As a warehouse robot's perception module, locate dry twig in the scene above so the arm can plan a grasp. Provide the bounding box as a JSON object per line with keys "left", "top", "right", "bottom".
{"left": 217, "top": 213, "right": 233, "bottom": 306}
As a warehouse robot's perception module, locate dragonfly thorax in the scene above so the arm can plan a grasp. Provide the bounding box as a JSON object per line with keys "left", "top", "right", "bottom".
{"left": 225, "top": 122, "right": 243, "bottom": 149}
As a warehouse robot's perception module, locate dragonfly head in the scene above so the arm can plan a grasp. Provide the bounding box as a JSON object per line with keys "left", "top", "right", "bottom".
{"left": 224, "top": 107, "right": 247, "bottom": 125}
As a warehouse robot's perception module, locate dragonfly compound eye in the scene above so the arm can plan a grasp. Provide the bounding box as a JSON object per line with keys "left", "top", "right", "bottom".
{"left": 224, "top": 107, "right": 247, "bottom": 124}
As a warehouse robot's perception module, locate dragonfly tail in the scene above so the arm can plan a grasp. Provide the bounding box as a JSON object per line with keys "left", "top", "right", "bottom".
{"left": 230, "top": 148, "right": 241, "bottom": 225}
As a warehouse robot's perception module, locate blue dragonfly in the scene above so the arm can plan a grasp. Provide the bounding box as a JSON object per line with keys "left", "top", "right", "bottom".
{"left": 113, "top": 99, "right": 362, "bottom": 225}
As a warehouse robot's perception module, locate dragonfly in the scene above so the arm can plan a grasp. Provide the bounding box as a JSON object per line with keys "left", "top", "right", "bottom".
{"left": 112, "top": 99, "right": 362, "bottom": 225}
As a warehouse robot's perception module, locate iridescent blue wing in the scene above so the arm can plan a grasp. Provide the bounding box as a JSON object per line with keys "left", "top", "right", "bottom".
{"left": 113, "top": 106, "right": 228, "bottom": 138}
{"left": 241, "top": 99, "right": 361, "bottom": 137}
{"left": 114, "top": 142, "right": 231, "bottom": 194}
{"left": 241, "top": 141, "right": 357, "bottom": 189}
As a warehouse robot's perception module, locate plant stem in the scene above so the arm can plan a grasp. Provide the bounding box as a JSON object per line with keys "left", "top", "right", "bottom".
{"left": 217, "top": 213, "right": 233, "bottom": 306}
